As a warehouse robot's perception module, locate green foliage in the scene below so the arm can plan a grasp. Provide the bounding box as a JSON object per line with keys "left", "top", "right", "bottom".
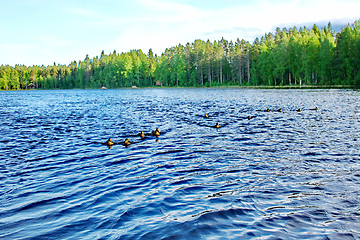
{"left": 1, "top": 20, "right": 359, "bottom": 90}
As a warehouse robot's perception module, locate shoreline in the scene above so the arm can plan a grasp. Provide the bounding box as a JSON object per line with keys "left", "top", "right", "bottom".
{"left": 1, "top": 84, "right": 357, "bottom": 91}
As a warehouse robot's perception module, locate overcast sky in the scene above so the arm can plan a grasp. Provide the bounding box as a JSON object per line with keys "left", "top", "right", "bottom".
{"left": 0, "top": 0, "right": 359, "bottom": 66}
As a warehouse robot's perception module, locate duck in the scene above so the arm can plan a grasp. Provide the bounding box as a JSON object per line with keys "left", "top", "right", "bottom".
{"left": 296, "top": 108, "right": 302, "bottom": 112}
{"left": 247, "top": 115, "right": 253, "bottom": 120}
{"left": 310, "top": 107, "right": 318, "bottom": 111}
{"left": 106, "top": 138, "right": 114, "bottom": 146}
{"left": 123, "top": 138, "right": 132, "bottom": 147}
{"left": 205, "top": 113, "right": 209, "bottom": 118}
{"left": 138, "top": 131, "right": 146, "bottom": 139}
{"left": 266, "top": 109, "right": 270, "bottom": 112}
{"left": 152, "top": 128, "right": 160, "bottom": 137}
{"left": 214, "top": 123, "right": 221, "bottom": 128}
{"left": 277, "top": 108, "right": 282, "bottom": 112}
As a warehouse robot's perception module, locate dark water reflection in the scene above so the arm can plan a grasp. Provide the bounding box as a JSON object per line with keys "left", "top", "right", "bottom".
{"left": 0, "top": 88, "right": 359, "bottom": 239}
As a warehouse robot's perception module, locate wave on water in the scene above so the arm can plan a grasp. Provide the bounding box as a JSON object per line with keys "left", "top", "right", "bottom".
{"left": 0, "top": 89, "right": 360, "bottom": 239}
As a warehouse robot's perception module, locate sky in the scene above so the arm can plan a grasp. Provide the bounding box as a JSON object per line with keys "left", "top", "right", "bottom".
{"left": 0, "top": 0, "right": 359, "bottom": 67}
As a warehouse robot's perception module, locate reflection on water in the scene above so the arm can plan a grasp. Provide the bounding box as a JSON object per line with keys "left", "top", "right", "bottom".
{"left": 0, "top": 89, "right": 359, "bottom": 239}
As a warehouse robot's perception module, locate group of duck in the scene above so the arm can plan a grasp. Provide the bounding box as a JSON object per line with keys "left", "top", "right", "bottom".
{"left": 103, "top": 106, "right": 318, "bottom": 148}
{"left": 104, "top": 128, "right": 160, "bottom": 147}
{"left": 264, "top": 107, "right": 318, "bottom": 113}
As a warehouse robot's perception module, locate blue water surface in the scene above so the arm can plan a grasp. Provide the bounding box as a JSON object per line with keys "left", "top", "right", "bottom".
{"left": 0, "top": 88, "right": 359, "bottom": 239}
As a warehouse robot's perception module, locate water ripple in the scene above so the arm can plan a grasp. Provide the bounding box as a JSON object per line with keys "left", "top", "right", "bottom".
{"left": 0, "top": 89, "right": 360, "bottom": 239}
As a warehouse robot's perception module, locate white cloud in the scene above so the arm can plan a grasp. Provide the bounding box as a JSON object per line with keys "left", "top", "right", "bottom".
{"left": 93, "top": 0, "right": 360, "bottom": 57}
{"left": 0, "top": 43, "right": 32, "bottom": 50}
{"left": 135, "top": 0, "right": 197, "bottom": 16}
{"left": 36, "top": 35, "right": 74, "bottom": 48}
{"left": 66, "top": 7, "right": 104, "bottom": 18}
{"left": 0, "top": 43, "right": 37, "bottom": 66}
{"left": 1, "top": 0, "right": 359, "bottom": 66}
{"left": 255, "top": 0, "right": 360, "bottom": 27}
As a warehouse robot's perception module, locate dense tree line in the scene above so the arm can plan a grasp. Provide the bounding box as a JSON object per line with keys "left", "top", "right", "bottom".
{"left": 1, "top": 20, "right": 359, "bottom": 90}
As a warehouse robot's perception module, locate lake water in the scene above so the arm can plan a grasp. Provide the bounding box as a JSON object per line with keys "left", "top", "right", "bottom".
{"left": 0, "top": 88, "right": 359, "bottom": 239}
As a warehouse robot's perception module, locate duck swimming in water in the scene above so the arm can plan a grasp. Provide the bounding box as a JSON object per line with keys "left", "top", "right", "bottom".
{"left": 138, "top": 131, "right": 146, "bottom": 139}
{"left": 296, "top": 108, "right": 302, "bottom": 112}
{"left": 277, "top": 108, "right": 282, "bottom": 112}
{"left": 214, "top": 123, "right": 221, "bottom": 128}
{"left": 123, "top": 138, "right": 131, "bottom": 147}
{"left": 205, "top": 113, "right": 209, "bottom": 118}
{"left": 106, "top": 138, "right": 114, "bottom": 146}
{"left": 152, "top": 128, "right": 160, "bottom": 137}
{"left": 310, "top": 107, "right": 318, "bottom": 110}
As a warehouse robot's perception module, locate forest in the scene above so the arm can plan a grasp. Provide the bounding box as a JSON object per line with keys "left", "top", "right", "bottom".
{"left": 1, "top": 20, "right": 360, "bottom": 90}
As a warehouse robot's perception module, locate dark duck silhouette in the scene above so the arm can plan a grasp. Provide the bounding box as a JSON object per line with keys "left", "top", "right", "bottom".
{"left": 106, "top": 138, "right": 114, "bottom": 146}
{"left": 214, "top": 123, "right": 221, "bottom": 128}
{"left": 123, "top": 138, "right": 132, "bottom": 147}
{"left": 138, "top": 131, "right": 146, "bottom": 139}
{"left": 152, "top": 128, "right": 160, "bottom": 137}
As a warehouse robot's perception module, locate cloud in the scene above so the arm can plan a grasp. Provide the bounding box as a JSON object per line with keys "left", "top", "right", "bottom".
{"left": 2, "top": 0, "right": 359, "bottom": 66}
{"left": 195, "top": 0, "right": 360, "bottom": 41}
{"left": 135, "top": 0, "right": 196, "bottom": 15}
{"left": 36, "top": 35, "right": 75, "bottom": 48}
{"left": 0, "top": 43, "right": 32, "bottom": 50}
{"left": 0, "top": 43, "right": 37, "bottom": 66}
{"left": 99, "top": 0, "right": 360, "bottom": 56}
{"left": 203, "top": 27, "right": 265, "bottom": 42}
{"left": 275, "top": 17, "right": 360, "bottom": 32}
{"left": 261, "top": 0, "right": 360, "bottom": 25}
{"left": 66, "top": 7, "right": 104, "bottom": 18}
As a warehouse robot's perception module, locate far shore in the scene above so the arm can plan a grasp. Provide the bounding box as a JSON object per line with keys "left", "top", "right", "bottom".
{"left": 1, "top": 84, "right": 358, "bottom": 91}
{"left": 117, "top": 84, "right": 357, "bottom": 90}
